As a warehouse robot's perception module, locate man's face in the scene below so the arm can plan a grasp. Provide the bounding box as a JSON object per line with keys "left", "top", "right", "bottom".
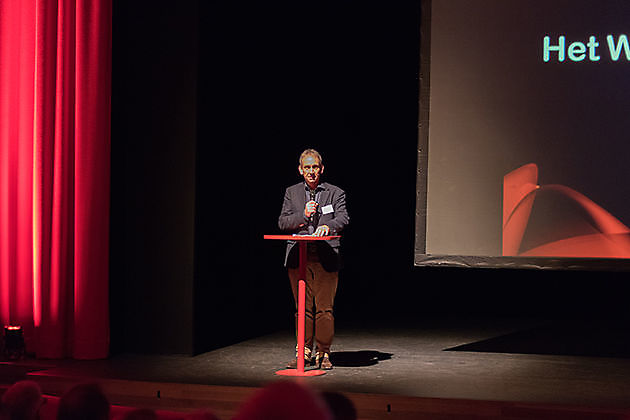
{"left": 299, "top": 155, "right": 323, "bottom": 188}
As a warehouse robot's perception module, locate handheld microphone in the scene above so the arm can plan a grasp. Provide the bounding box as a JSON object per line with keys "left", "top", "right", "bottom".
{"left": 309, "top": 189, "right": 316, "bottom": 221}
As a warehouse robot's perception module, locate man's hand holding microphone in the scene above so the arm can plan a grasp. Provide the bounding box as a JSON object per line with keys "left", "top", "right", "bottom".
{"left": 304, "top": 200, "right": 318, "bottom": 219}
{"left": 304, "top": 200, "right": 330, "bottom": 237}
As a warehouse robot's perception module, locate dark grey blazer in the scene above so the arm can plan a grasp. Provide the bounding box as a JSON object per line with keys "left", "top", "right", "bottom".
{"left": 278, "top": 182, "right": 350, "bottom": 272}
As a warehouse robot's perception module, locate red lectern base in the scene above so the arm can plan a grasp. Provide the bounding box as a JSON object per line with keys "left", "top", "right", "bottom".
{"left": 276, "top": 368, "right": 327, "bottom": 377}
{"left": 264, "top": 234, "right": 340, "bottom": 379}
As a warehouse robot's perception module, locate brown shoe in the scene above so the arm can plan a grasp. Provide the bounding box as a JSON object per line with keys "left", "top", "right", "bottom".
{"left": 286, "top": 357, "right": 311, "bottom": 369}
{"left": 286, "top": 348, "right": 312, "bottom": 369}
{"left": 316, "top": 352, "right": 333, "bottom": 370}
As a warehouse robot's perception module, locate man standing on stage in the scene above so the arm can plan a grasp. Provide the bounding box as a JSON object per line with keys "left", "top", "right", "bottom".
{"left": 278, "top": 149, "right": 350, "bottom": 370}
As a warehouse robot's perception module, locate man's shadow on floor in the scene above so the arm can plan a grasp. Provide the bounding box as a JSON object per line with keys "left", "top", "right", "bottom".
{"left": 330, "top": 351, "right": 392, "bottom": 367}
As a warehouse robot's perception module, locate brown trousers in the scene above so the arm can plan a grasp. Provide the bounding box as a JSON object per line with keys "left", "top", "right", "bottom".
{"left": 288, "top": 259, "right": 338, "bottom": 354}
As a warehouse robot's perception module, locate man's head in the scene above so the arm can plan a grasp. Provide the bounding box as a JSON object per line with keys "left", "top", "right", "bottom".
{"left": 298, "top": 149, "right": 324, "bottom": 190}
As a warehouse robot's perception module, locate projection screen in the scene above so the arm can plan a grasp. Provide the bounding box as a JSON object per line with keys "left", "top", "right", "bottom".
{"left": 415, "top": 0, "right": 630, "bottom": 270}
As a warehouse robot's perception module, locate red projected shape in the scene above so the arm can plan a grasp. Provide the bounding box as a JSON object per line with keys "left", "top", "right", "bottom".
{"left": 503, "top": 163, "right": 539, "bottom": 255}
{"left": 503, "top": 164, "right": 630, "bottom": 258}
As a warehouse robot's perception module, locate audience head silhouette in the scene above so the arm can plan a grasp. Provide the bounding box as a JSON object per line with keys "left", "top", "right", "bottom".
{"left": 233, "top": 380, "right": 331, "bottom": 420}
{"left": 320, "top": 391, "right": 357, "bottom": 420}
{"left": 0, "top": 380, "right": 44, "bottom": 420}
{"left": 56, "top": 383, "right": 109, "bottom": 420}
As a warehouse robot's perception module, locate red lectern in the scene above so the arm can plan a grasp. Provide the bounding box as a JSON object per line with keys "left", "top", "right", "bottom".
{"left": 264, "top": 234, "right": 340, "bottom": 377}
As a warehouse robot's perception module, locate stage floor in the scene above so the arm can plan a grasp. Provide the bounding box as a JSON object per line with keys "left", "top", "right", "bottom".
{"left": 3, "top": 316, "right": 630, "bottom": 418}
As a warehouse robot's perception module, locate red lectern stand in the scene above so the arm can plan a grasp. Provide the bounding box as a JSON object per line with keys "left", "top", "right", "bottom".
{"left": 264, "top": 234, "right": 340, "bottom": 377}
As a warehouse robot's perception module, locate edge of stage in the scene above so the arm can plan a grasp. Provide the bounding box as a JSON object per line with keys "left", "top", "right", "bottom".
{"left": 3, "top": 316, "right": 630, "bottom": 419}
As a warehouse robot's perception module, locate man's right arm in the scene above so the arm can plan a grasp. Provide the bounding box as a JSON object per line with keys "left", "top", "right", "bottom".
{"left": 278, "top": 187, "right": 308, "bottom": 232}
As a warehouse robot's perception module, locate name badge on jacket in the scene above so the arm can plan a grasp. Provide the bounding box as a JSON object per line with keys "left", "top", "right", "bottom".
{"left": 321, "top": 204, "right": 334, "bottom": 215}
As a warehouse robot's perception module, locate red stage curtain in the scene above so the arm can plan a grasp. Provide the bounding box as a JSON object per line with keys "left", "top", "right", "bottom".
{"left": 0, "top": 0, "right": 111, "bottom": 359}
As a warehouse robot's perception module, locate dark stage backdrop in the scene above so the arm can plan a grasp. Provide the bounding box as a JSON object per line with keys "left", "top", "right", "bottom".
{"left": 416, "top": 0, "right": 630, "bottom": 269}
{"left": 193, "top": 1, "right": 423, "bottom": 353}
{"left": 111, "top": 1, "right": 425, "bottom": 355}
{"left": 111, "top": 1, "right": 630, "bottom": 356}
{"left": 110, "top": 1, "right": 199, "bottom": 355}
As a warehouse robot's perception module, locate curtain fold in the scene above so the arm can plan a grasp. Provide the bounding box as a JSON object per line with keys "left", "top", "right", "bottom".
{"left": 0, "top": 0, "right": 111, "bottom": 359}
